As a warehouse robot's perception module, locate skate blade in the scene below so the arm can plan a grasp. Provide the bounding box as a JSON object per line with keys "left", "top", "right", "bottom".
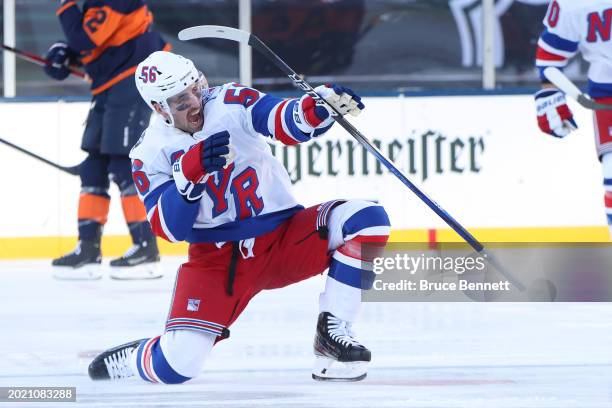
{"left": 53, "top": 264, "right": 103, "bottom": 281}
{"left": 109, "top": 262, "right": 163, "bottom": 280}
{"left": 312, "top": 356, "right": 368, "bottom": 382}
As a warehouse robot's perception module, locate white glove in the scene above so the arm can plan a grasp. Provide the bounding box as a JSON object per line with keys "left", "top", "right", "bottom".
{"left": 315, "top": 84, "right": 364, "bottom": 117}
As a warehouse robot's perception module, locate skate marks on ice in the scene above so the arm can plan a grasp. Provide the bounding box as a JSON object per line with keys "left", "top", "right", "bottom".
{"left": 1, "top": 259, "right": 612, "bottom": 407}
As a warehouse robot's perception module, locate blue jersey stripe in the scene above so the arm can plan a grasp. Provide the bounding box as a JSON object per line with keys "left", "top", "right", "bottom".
{"left": 251, "top": 94, "right": 283, "bottom": 136}
{"left": 541, "top": 29, "right": 578, "bottom": 53}
{"left": 144, "top": 180, "right": 174, "bottom": 213}
{"left": 159, "top": 188, "right": 201, "bottom": 241}
{"left": 588, "top": 80, "right": 612, "bottom": 98}
{"left": 187, "top": 206, "right": 302, "bottom": 243}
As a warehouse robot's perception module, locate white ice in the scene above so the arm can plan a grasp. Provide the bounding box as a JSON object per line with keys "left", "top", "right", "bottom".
{"left": 1, "top": 257, "right": 612, "bottom": 407}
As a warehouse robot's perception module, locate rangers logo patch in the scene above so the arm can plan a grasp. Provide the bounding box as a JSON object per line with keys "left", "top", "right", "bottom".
{"left": 187, "top": 298, "right": 200, "bottom": 311}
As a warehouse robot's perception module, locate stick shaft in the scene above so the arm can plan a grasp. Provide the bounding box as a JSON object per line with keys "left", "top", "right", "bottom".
{"left": 1, "top": 44, "right": 87, "bottom": 79}
{"left": 247, "top": 34, "right": 484, "bottom": 252}
{"left": 543, "top": 67, "right": 612, "bottom": 111}
{"left": 0, "top": 137, "right": 80, "bottom": 175}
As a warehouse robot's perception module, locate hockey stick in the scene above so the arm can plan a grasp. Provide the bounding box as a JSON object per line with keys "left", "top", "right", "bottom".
{"left": 543, "top": 67, "right": 612, "bottom": 111}
{"left": 178, "top": 25, "right": 483, "bottom": 251}
{"left": 178, "top": 25, "right": 526, "bottom": 291}
{"left": 0, "top": 137, "right": 80, "bottom": 176}
{"left": 1, "top": 44, "right": 87, "bottom": 79}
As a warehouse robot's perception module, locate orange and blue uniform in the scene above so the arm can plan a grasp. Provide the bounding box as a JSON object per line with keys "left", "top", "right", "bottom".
{"left": 57, "top": 0, "right": 170, "bottom": 95}
{"left": 48, "top": 0, "right": 169, "bottom": 266}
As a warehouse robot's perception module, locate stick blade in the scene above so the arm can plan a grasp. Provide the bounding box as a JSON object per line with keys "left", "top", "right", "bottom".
{"left": 178, "top": 25, "right": 250, "bottom": 44}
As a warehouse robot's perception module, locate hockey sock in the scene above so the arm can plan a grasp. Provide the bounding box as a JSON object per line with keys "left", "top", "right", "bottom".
{"left": 77, "top": 187, "right": 110, "bottom": 241}
{"left": 319, "top": 275, "right": 362, "bottom": 323}
{"left": 133, "top": 331, "right": 215, "bottom": 384}
{"left": 322, "top": 201, "right": 390, "bottom": 322}
{"left": 120, "top": 194, "right": 152, "bottom": 244}
{"left": 133, "top": 337, "right": 190, "bottom": 384}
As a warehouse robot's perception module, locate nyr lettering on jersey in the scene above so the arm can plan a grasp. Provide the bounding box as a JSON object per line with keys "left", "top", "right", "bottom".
{"left": 224, "top": 85, "right": 260, "bottom": 108}
{"left": 170, "top": 150, "right": 185, "bottom": 164}
{"left": 231, "top": 167, "right": 264, "bottom": 220}
{"left": 587, "top": 8, "right": 612, "bottom": 43}
{"left": 205, "top": 163, "right": 235, "bottom": 218}
{"left": 132, "top": 159, "right": 150, "bottom": 195}
{"left": 546, "top": 0, "right": 560, "bottom": 28}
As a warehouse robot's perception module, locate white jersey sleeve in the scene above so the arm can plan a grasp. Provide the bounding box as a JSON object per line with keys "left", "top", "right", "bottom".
{"left": 535, "top": 0, "right": 612, "bottom": 97}
{"left": 221, "top": 82, "right": 334, "bottom": 145}
{"left": 536, "top": 0, "right": 580, "bottom": 71}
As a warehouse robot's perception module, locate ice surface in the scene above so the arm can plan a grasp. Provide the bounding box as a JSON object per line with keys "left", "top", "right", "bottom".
{"left": 1, "top": 258, "right": 611, "bottom": 407}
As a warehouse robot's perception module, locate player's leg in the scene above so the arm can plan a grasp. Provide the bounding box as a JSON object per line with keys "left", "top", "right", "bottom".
{"left": 100, "top": 76, "right": 160, "bottom": 279}
{"left": 52, "top": 152, "right": 110, "bottom": 280}
{"left": 107, "top": 154, "right": 161, "bottom": 279}
{"left": 314, "top": 200, "right": 390, "bottom": 381}
{"left": 90, "top": 246, "right": 241, "bottom": 383}
{"left": 264, "top": 200, "right": 390, "bottom": 380}
{"left": 89, "top": 330, "right": 215, "bottom": 383}
{"left": 594, "top": 97, "right": 612, "bottom": 238}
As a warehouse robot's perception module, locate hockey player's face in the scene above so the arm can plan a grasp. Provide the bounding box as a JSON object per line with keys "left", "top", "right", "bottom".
{"left": 168, "top": 81, "right": 204, "bottom": 134}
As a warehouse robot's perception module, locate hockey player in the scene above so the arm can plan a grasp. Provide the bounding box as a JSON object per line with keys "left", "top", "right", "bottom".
{"left": 534, "top": 0, "right": 612, "bottom": 235}
{"left": 46, "top": 0, "right": 170, "bottom": 280}
{"left": 88, "top": 51, "right": 390, "bottom": 382}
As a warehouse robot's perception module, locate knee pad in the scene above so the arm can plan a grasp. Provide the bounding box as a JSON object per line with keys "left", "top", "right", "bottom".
{"left": 327, "top": 200, "right": 391, "bottom": 251}
{"left": 108, "top": 155, "right": 135, "bottom": 194}
{"left": 79, "top": 152, "right": 110, "bottom": 189}
{"left": 327, "top": 201, "right": 390, "bottom": 290}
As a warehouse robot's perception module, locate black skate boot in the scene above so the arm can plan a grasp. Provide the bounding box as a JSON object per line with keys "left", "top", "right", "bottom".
{"left": 89, "top": 339, "right": 145, "bottom": 381}
{"left": 312, "top": 312, "right": 371, "bottom": 381}
{"left": 52, "top": 240, "right": 102, "bottom": 280}
{"left": 109, "top": 238, "right": 162, "bottom": 280}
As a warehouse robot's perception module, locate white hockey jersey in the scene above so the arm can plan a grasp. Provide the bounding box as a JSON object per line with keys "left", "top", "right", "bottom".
{"left": 536, "top": 0, "right": 612, "bottom": 97}
{"left": 129, "top": 83, "right": 333, "bottom": 243}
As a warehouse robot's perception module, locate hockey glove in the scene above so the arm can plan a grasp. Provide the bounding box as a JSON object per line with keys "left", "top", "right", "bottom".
{"left": 299, "top": 84, "right": 365, "bottom": 128}
{"left": 173, "top": 131, "right": 232, "bottom": 202}
{"left": 534, "top": 88, "right": 577, "bottom": 138}
{"left": 44, "top": 42, "right": 77, "bottom": 81}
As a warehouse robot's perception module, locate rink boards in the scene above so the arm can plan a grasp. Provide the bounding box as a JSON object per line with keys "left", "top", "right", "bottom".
{"left": 0, "top": 94, "right": 607, "bottom": 259}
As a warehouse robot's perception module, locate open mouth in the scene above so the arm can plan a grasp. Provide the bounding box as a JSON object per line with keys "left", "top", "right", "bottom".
{"left": 187, "top": 108, "right": 202, "bottom": 126}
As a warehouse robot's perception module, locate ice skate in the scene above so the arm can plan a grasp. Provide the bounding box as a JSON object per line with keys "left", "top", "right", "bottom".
{"left": 52, "top": 240, "right": 102, "bottom": 280}
{"left": 312, "top": 312, "right": 371, "bottom": 381}
{"left": 109, "top": 239, "right": 162, "bottom": 280}
{"left": 88, "top": 339, "right": 145, "bottom": 381}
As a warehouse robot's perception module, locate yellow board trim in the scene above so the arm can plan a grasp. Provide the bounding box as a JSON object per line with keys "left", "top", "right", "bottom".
{"left": 0, "top": 226, "right": 609, "bottom": 259}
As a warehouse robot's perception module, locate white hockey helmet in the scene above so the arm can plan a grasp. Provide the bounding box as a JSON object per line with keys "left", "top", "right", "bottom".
{"left": 135, "top": 51, "right": 205, "bottom": 125}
